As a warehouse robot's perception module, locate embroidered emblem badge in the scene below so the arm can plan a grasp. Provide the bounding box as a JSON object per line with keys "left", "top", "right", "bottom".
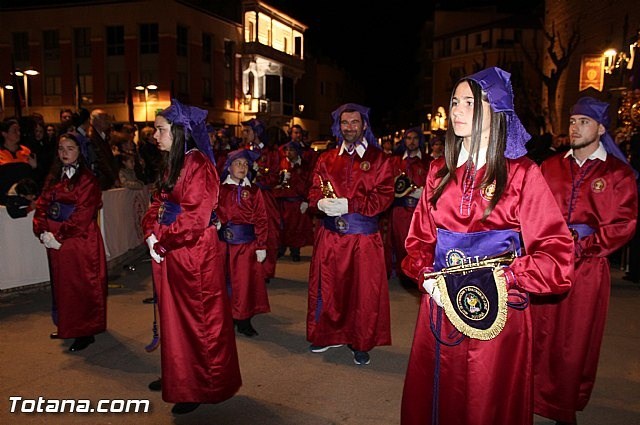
{"left": 335, "top": 216, "right": 349, "bottom": 233}
{"left": 360, "top": 161, "right": 371, "bottom": 171}
{"left": 481, "top": 181, "right": 496, "bottom": 201}
{"left": 241, "top": 189, "right": 250, "bottom": 200}
{"left": 591, "top": 178, "right": 606, "bottom": 193}
{"left": 456, "top": 286, "right": 490, "bottom": 321}
{"left": 445, "top": 249, "right": 466, "bottom": 267}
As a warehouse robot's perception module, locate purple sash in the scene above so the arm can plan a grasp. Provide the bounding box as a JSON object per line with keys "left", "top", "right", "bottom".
{"left": 47, "top": 201, "right": 75, "bottom": 222}
{"left": 434, "top": 228, "right": 521, "bottom": 270}
{"left": 323, "top": 213, "right": 378, "bottom": 235}
{"left": 157, "top": 200, "right": 182, "bottom": 225}
{"left": 393, "top": 197, "right": 418, "bottom": 208}
{"left": 219, "top": 223, "right": 256, "bottom": 244}
{"left": 568, "top": 223, "right": 596, "bottom": 239}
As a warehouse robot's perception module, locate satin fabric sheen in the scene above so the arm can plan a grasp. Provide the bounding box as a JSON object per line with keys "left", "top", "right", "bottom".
{"left": 142, "top": 150, "right": 241, "bottom": 403}
{"left": 247, "top": 146, "right": 281, "bottom": 279}
{"left": 217, "top": 182, "right": 270, "bottom": 320}
{"left": 274, "top": 155, "right": 314, "bottom": 249}
{"left": 33, "top": 168, "right": 107, "bottom": 339}
{"left": 400, "top": 156, "right": 574, "bottom": 425}
{"left": 532, "top": 153, "right": 637, "bottom": 422}
{"left": 389, "top": 154, "right": 431, "bottom": 277}
{"left": 307, "top": 146, "right": 394, "bottom": 352}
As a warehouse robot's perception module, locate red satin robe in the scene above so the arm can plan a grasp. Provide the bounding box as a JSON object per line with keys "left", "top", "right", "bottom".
{"left": 389, "top": 153, "right": 430, "bottom": 277}
{"left": 400, "top": 156, "right": 574, "bottom": 425}
{"left": 141, "top": 150, "right": 241, "bottom": 404}
{"left": 274, "top": 156, "right": 314, "bottom": 249}
{"left": 532, "top": 153, "right": 638, "bottom": 423}
{"left": 307, "top": 146, "right": 394, "bottom": 352}
{"left": 33, "top": 168, "right": 107, "bottom": 339}
{"left": 217, "top": 181, "right": 270, "bottom": 320}
{"left": 246, "top": 145, "right": 281, "bottom": 279}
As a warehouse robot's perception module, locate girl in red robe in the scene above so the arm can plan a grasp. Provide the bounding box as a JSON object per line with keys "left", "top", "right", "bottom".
{"left": 217, "top": 149, "right": 270, "bottom": 337}
{"left": 141, "top": 99, "right": 241, "bottom": 415}
{"left": 33, "top": 132, "right": 107, "bottom": 352}
{"left": 400, "top": 67, "right": 574, "bottom": 425}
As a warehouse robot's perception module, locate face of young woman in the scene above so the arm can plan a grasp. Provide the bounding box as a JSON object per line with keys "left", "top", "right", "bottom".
{"left": 450, "top": 81, "right": 492, "bottom": 146}
{"left": 57, "top": 137, "right": 80, "bottom": 166}
{"left": 153, "top": 115, "right": 173, "bottom": 152}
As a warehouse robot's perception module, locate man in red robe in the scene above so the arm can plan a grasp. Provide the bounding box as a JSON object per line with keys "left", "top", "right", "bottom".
{"left": 242, "top": 118, "right": 281, "bottom": 280}
{"left": 532, "top": 97, "right": 638, "bottom": 425}
{"left": 274, "top": 141, "right": 314, "bottom": 261}
{"left": 306, "top": 103, "right": 394, "bottom": 365}
{"left": 389, "top": 127, "right": 430, "bottom": 285}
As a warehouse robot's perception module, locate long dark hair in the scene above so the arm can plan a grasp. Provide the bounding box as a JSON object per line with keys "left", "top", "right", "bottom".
{"left": 156, "top": 120, "right": 196, "bottom": 193}
{"left": 430, "top": 78, "right": 508, "bottom": 219}
{"left": 45, "top": 133, "right": 89, "bottom": 188}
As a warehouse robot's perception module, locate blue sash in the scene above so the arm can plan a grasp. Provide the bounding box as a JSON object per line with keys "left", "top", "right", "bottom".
{"left": 393, "top": 197, "right": 418, "bottom": 208}
{"left": 47, "top": 201, "right": 75, "bottom": 222}
{"left": 568, "top": 223, "right": 596, "bottom": 239}
{"left": 157, "top": 201, "right": 181, "bottom": 225}
{"left": 434, "top": 228, "right": 522, "bottom": 270}
{"left": 323, "top": 213, "right": 378, "bottom": 235}
{"left": 219, "top": 223, "right": 256, "bottom": 244}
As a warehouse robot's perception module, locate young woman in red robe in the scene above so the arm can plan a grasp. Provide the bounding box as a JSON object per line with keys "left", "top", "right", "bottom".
{"left": 400, "top": 67, "right": 574, "bottom": 425}
{"left": 33, "top": 132, "right": 107, "bottom": 352}
{"left": 142, "top": 99, "right": 241, "bottom": 415}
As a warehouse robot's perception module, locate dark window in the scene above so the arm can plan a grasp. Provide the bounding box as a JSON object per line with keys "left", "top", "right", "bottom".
{"left": 177, "top": 25, "right": 188, "bottom": 57}
{"left": 107, "top": 72, "right": 124, "bottom": 103}
{"left": 224, "top": 40, "right": 234, "bottom": 105}
{"left": 294, "top": 36, "right": 302, "bottom": 57}
{"left": 202, "top": 33, "right": 212, "bottom": 63}
{"left": 265, "top": 75, "right": 280, "bottom": 101}
{"left": 475, "top": 33, "right": 482, "bottom": 46}
{"left": 43, "top": 30, "right": 60, "bottom": 60}
{"left": 203, "top": 77, "right": 212, "bottom": 104}
{"left": 514, "top": 29, "right": 522, "bottom": 43}
{"left": 140, "top": 23, "right": 159, "bottom": 54}
{"left": 44, "top": 75, "right": 61, "bottom": 96}
{"left": 107, "top": 26, "right": 124, "bottom": 56}
{"left": 74, "top": 28, "right": 91, "bottom": 58}
{"left": 12, "top": 32, "right": 29, "bottom": 61}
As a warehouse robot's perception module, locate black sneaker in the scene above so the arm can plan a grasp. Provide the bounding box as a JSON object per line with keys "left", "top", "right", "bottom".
{"left": 148, "top": 378, "right": 161, "bottom": 391}
{"left": 171, "top": 402, "right": 200, "bottom": 415}
{"left": 348, "top": 345, "right": 371, "bottom": 365}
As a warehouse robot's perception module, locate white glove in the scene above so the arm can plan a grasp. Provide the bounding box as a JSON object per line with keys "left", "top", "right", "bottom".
{"left": 256, "top": 249, "right": 267, "bottom": 263}
{"left": 41, "top": 231, "right": 62, "bottom": 250}
{"left": 410, "top": 187, "right": 424, "bottom": 199}
{"left": 422, "top": 278, "right": 443, "bottom": 307}
{"left": 146, "top": 234, "right": 164, "bottom": 264}
{"left": 282, "top": 171, "right": 291, "bottom": 181}
{"left": 300, "top": 201, "right": 309, "bottom": 214}
{"left": 317, "top": 198, "right": 348, "bottom": 216}
{"left": 215, "top": 220, "right": 222, "bottom": 230}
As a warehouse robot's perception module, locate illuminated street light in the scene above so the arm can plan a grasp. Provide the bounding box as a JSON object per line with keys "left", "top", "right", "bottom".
{"left": 13, "top": 68, "right": 39, "bottom": 115}
{"left": 135, "top": 84, "right": 158, "bottom": 124}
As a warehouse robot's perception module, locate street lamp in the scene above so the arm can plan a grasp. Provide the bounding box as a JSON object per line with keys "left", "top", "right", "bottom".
{"left": 0, "top": 84, "right": 14, "bottom": 117}
{"left": 14, "top": 68, "right": 39, "bottom": 115}
{"left": 135, "top": 83, "right": 158, "bottom": 124}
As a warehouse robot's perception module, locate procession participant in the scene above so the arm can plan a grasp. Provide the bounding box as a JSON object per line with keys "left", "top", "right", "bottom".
{"left": 142, "top": 99, "right": 241, "bottom": 415}
{"left": 306, "top": 103, "right": 394, "bottom": 365}
{"left": 532, "top": 96, "right": 638, "bottom": 425}
{"left": 33, "top": 133, "right": 107, "bottom": 352}
{"left": 274, "top": 141, "right": 314, "bottom": 261}
{"left": 242, "top": 118, "right": 281, "bottom": 281}
{"left": 400, "top": 67, "right": 574, "bottom": 425}
{"left": 389, "top": 127, "right": 430, "bottom": 285}
{"left": 217, "top": 148, "right": 270, "bottom": 337}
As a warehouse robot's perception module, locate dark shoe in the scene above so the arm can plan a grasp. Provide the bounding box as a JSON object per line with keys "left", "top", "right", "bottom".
{"left": 236, "top": 319, "right": 258, "bottom": 337}
{"left": 348, "top": 345, "right": 371, "bottom": 365}
{"left": 171, "top": 402, "right": 200, "bottom": 415}
{"left": 142, "top": 297, "right": 155, "bottom": 304}
{"left": 69, "top": 336, "right": 95, "bottom": 352}
{"left": 50, "top": 332, "right": 59, "bottom": 339}
{"left": 309, "top": 344, "right": 343, "bottom": 353}
{"left": 148, "top": 378, "right": 161, "bottom": 391}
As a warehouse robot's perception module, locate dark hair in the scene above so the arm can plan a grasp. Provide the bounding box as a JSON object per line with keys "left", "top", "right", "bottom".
{"left": 15, "top": 178, "right": 40, "bottom": 197}
{"left": 45, "top": 133, "right": 89, "bottom": 188}
{"left": 156, "top": 118, "right": 189, "bottom": 193}
{"left": 430, "top": 78, "right": 508, "bottom": 220}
